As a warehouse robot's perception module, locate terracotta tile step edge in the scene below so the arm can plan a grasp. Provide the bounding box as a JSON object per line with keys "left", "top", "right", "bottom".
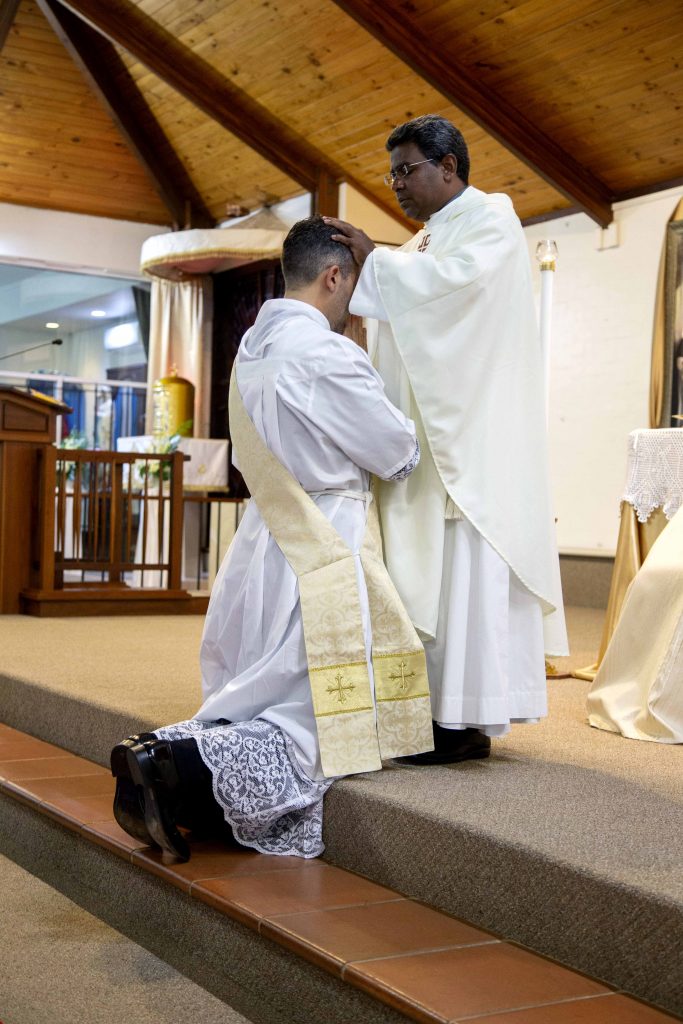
{"left": 0, "top": 724, "right": 679, "bottom": 1024}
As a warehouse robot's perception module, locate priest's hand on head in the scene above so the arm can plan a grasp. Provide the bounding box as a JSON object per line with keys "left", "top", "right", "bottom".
{"left": 323, "top": 217, "right": 375, "bottom": 267}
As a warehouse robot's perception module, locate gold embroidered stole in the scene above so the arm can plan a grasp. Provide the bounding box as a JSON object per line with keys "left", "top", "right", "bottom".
{"left": 229, "top": 371, "right": 433, "bottom": 777}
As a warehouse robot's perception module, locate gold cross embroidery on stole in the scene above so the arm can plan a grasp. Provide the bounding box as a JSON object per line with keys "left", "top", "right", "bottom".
{"left": 388, "top": 659, "right": 416, "bottom": 693}
{"left": 327, "top": 672, "right": 355, "bottom": 704}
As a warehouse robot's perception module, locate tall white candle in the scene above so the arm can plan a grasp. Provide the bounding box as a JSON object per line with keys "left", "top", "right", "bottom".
{"left": 535, "top": 239, "right": 558, "bottom": 417}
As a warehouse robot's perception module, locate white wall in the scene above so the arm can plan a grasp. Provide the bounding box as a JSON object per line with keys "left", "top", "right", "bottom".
{"left": 525, "top": 185, "right": 683, "bottom": 555}
{"left": 0, "top": 203, "right": 167, "bottom": 279}
{"left": 340, "top": 184, "right": 412, "bottom": 246}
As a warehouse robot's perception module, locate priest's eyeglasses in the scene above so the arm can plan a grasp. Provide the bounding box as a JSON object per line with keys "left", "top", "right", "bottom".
{"left": 383, "top": 159, "right": 436, "bottom": 186}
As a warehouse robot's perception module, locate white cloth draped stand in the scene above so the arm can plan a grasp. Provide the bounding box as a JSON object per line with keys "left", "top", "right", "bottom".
{"left": 622, "top": 427, "right": 683, "bottom": 523}
{"left": 586, "top": 427, "right": 683, "bottom": 741}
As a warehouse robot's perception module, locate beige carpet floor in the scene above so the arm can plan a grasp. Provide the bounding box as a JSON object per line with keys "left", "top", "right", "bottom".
{"left": 0, "top": 606, "right": 603, "bottom": 709}
{"left": 0, "top": 613, "right": 204, "bottom": 727}
{"left": 0, "top": 606, "right": 679, "bottom": 799}
{"left": 0, "top": 853, "right": 252, "bottom": 1024}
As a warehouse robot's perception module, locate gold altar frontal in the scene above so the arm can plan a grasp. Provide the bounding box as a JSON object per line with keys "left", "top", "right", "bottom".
{"left": 574, "top": 503, "right": 668, "bottom": 681}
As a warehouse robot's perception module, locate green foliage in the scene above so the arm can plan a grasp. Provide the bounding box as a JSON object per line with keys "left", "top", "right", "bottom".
{"left": 58, "top": 429, "right": 88, "bottom": 450}
{"left": 57, "top": 429, "right": 89, "bottom": 482}
{"left": 140, "top": 421, "right": 193, "bottom": 482}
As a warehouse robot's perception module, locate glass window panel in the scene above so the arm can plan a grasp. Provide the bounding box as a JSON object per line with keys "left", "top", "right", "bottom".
{"left": 0, "top": 263, "right": 150, "bottom": 446}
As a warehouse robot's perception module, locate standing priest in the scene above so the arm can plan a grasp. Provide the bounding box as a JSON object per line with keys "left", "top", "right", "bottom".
{"left": 325, "top": 114, "right": 567, "bottom": 765}
{"left": 111, "top": 216, "right": 432, "bottom": 862}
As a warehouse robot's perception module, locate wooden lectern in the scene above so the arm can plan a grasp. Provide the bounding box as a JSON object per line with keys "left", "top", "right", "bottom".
{"left": 0, "top": 387, "right": 70, "bottom": 612}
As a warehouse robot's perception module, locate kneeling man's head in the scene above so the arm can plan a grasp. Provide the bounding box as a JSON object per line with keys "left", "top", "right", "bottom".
{"left": 282, "top": 215, "right": 358, "bottom": 334}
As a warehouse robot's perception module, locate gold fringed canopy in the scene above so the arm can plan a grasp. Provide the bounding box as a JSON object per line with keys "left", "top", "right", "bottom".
{"left": 141, "top": 208, "right": 290, "bottom": 280}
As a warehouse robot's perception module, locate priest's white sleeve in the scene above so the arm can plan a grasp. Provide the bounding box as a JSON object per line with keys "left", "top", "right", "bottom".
{"left": 350, "top": 252, "right": 389, "bottom": 321}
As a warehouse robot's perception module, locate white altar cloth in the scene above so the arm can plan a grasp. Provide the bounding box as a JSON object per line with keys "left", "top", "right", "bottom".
{"left": 576, "top": 427, "right": 683, "bottom": 682}
{"left": 622, "top": 427, "right": 683, "bottom": 523}
{"left": 116, "top": 436, "right": 228, "bottom": 491}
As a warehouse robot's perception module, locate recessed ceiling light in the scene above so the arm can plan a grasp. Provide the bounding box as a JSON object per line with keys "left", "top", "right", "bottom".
{"left": 90, "top": 309, "right": 106, "bottom": 318}
{"left": 45, "top": 322, "right": 60, "bottom": 329}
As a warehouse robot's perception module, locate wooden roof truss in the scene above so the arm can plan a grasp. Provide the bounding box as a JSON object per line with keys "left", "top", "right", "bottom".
{"left": 3, "top": 0, "right": 683, "bottom": 229}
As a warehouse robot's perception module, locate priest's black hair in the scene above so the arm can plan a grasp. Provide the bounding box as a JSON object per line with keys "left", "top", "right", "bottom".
{"left": 386, "top": 114, "right": 470, "bottom": 185}
{"left": 281, "top": 215, "right": 356, "bottom": 289}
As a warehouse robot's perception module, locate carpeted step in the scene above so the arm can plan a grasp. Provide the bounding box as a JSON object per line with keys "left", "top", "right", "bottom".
{"left": 1, "top": 724, "right": 677, "bottom": 1024}
{"left": 0, "top": 612, "right": 681, "bottom": 1017}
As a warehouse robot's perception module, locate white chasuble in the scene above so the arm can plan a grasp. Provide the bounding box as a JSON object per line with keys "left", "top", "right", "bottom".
{"left": 351, "top": 187, "right": 567, "bottom": 733}
{"left": 196, "top": 299, "right": 428, "bottom": 780}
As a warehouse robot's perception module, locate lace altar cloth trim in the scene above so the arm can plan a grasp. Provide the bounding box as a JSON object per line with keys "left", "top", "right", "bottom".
{"left": 154, "top": 719, "right": 332, "bottom": 858}
{"left": 622, "top": 428, "right": 683, "bottom": 523}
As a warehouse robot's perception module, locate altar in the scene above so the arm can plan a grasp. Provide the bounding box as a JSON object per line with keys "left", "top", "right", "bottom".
{"left": 575, "top": 427, "right": 683, "bottom": 680}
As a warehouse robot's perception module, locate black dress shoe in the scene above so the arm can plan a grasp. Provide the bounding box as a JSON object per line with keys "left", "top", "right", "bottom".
{"left": 111, "top": 735, "right": 157, "bottom": 845}
{"left": 396, "top": 724, "right": 491, "bottom": 766}
{"left": 124, "top": 740, "right": 190, "bottom": 862}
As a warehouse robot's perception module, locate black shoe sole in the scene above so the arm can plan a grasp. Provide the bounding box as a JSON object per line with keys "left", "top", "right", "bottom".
{"left": 111, "top": 742, "right": 155, "bottom": 845}
{"left": 112, "top": 776, "right": 155, "bottom": 845}
{"left": 125, "top": 744, "right": 190, "bottom": 862}
{"left": 395, "top": 746, "right": 491, "bottom": 766}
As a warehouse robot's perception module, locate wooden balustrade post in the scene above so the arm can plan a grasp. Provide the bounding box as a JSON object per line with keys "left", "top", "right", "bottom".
{"left": 109, "top": 458, "right": 124, "bottom": 584}
{"left": 37, "top": 447, "right": 57, "bottom": 592}
{"left": 167, "top": 450, "right": 185, "bottom": 591}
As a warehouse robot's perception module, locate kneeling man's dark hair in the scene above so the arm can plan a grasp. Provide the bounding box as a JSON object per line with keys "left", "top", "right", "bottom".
{"left": 386, "top": 114, "right": 470, "bottom": 185}
{"left": 282, "top": 215, "right": 356, "bottom": 290}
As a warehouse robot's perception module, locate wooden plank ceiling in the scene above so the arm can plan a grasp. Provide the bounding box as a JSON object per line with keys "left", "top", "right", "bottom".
{"left": 0, "top": 0, "right": 681, "bottom": 227}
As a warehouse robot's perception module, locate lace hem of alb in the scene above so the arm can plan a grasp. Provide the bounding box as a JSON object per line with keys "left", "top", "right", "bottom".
{"left": 622, "top": 429, "right": 683, "bottom": 523}
{"left": 154, "top": 718, "right": 332, "bottom": 858}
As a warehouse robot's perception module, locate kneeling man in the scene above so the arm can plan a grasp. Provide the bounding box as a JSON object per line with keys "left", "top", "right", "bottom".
{"left": 112, "top": 216, "right": 432, "bottom": 861}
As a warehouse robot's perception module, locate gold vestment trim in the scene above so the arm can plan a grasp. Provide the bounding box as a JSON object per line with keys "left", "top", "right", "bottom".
{"left": 372, "top": 649, "right": 424, "bottom": 660}
{"left": 315, "top": 706, "right": 374, "bottom": 718}
{"left": 377, "top": 693, "right": 430, "bottom": 704}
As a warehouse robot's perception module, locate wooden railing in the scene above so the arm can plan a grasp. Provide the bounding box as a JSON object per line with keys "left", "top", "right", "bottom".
{"left": 181, "top": 493, "right": 248, "bottom": 589}
{"left": 35, "top": 447, "right": 187, "bottom": 593}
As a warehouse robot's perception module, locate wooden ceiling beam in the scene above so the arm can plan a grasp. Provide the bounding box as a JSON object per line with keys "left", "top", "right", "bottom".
{"left": 55, "top": 0, "right": 319, "bottom": 188}
{"left": 37, "top": 0, "right": 213, "bottom": 228}
{"left": 313, "top": 170, "right": 339, "bottom": 218}
{"left": 0, "top": 0, "right": 21, "bottom": 54}
{"left": 53, "top": 0, "right": 413, "bottom": 231}
{"left": 330, "top": 0, "right": 614, "bottom": 227}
